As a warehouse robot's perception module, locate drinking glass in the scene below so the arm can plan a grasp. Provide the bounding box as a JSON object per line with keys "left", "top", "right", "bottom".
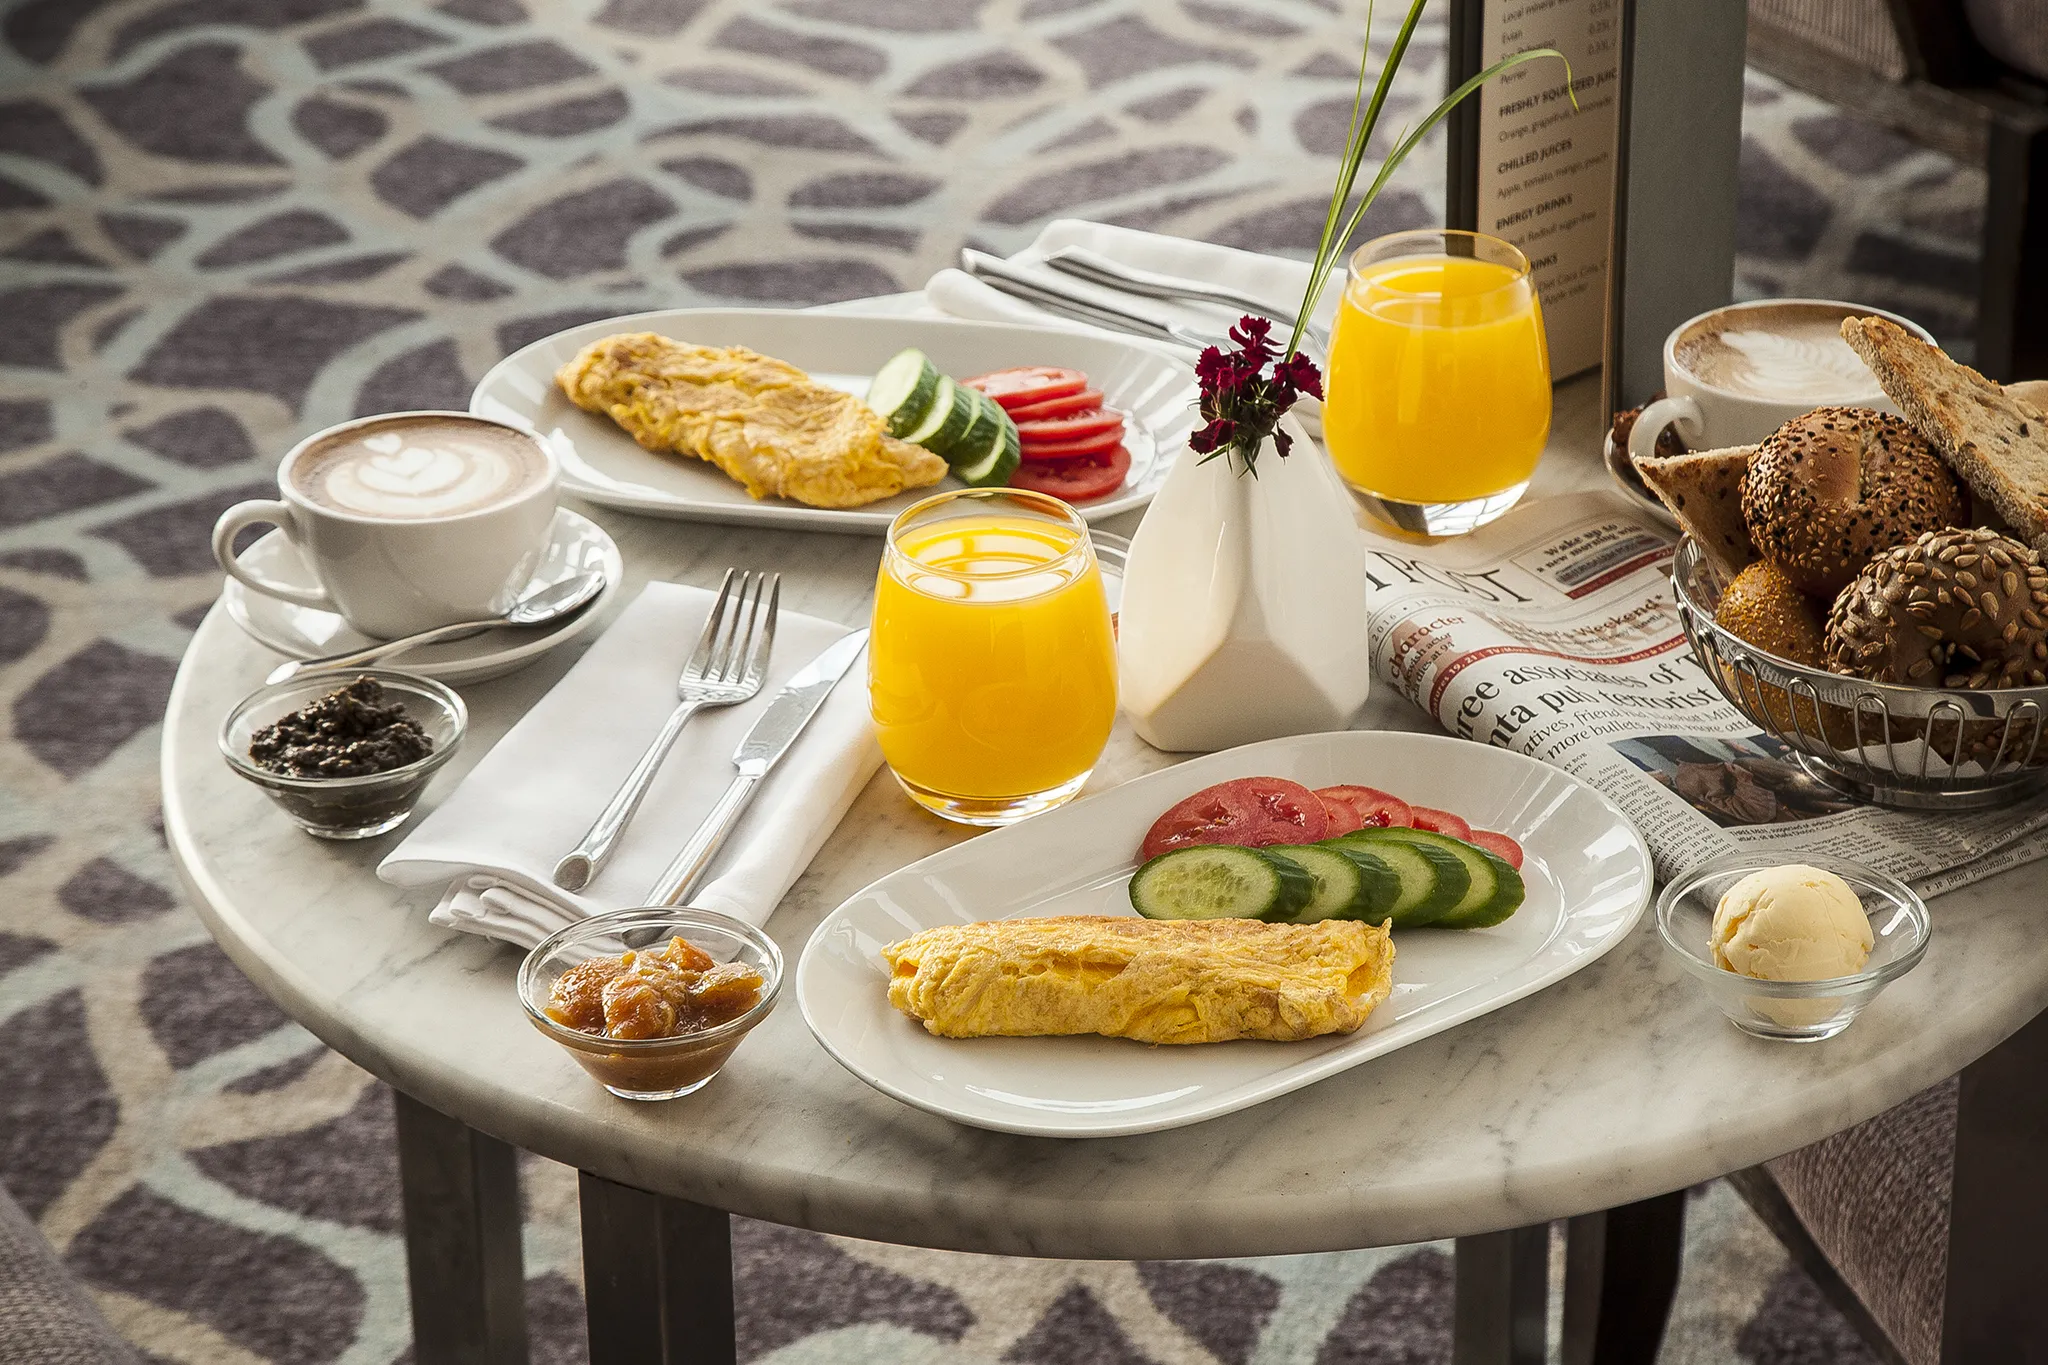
{"left": 870, "top": 488, "right": 1117, "bottom": 826}
{"left": 1321, "top": 229, "right": 1551, "bottom": 536}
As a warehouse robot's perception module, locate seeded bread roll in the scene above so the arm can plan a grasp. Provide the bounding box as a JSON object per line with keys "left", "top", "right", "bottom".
{"left": 1742, "top": 406, "right": 1967, "bottom": 598}
{"left": 1824, "top": 527, "right": 2048, "bottom": 688}
{"left": 1716, "top": 561, "right": 1826, "bottom": 668}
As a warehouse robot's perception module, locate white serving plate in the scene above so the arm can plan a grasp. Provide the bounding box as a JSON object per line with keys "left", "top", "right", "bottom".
{"left": 469, "top": 308, "right": 1197, "bottom": 534}
{"left": 222, "top": 507, "right": 622, "bottom": 685}
{"left": 798, "top": 730, "right": 1652, "bottom": 1138}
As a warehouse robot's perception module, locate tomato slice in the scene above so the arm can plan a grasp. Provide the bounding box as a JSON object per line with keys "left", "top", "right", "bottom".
{"left": 1139, "top": 776, "right": 1329, "bottom": 861}
{"left": 1467, "top": 830, "right": 1524, "bottom": 870}
{"left": 1019, "top": 428, "right": 1125, "bottom": 463}
{"left": 1017, "top": 408, "right": 1125, "bottom": 446}
{"left": 1409, "top": 806, "right": 1474, "bottom": 841}
{"left": 1008, "top": 444, "right": 1130, "bottom": 502}
{"left": 964, "top": 367, "right": 1088, "bottom": 411}
{"left": 1318, "top": 793, "right": 1364, "bottom": 836}
{"left": 1315, "top": 785, "right": 1413, "bottom": 831}
{"left": 1006, "top": 388, "right": 1104, "bottom": 422}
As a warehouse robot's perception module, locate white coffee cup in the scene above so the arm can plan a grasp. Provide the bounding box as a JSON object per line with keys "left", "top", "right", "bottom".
{"left": 1626, "top": 299, "right": 1937, "bottom": 465}
{"left": 213, "top": 410, "right": 560, "bottom": 639}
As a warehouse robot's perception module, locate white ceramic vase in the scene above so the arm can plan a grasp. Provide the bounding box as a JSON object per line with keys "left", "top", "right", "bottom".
{"left": 1118, "top": 415, "right": 1373, "bottom": 752}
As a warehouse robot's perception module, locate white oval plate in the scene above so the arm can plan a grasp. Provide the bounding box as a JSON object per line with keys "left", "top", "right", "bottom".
{"left": 798, "top": 730, "right": 1652, "bottom": 1138}
{"left": 222, "top": 507, "right": 622, "bottom": 685}
{"left": 469, "top": 308, "right": 1196, "bottom": 535}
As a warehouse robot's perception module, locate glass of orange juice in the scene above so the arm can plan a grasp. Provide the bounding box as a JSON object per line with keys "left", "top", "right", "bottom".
{"left": 870, "top": 487, "right": 1118, "bottom": 826}
{"left": 1322, "top": 229, "right": 1551, "bottom": 536}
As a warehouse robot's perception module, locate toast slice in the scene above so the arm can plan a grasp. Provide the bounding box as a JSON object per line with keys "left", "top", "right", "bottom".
{"left": 1631, "top": 444, "right": 1756, "bottom": 580}
{"left": 1842, "top": 315, "right": 2048, "bottom": 549}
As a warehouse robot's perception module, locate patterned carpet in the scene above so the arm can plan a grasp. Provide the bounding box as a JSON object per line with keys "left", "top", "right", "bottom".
{"left": 0, "top": 0, "right": 1986, "bottom": 1361}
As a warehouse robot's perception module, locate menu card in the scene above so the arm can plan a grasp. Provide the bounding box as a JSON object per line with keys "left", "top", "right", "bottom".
{"left": 1447, "top": 0, "right": 1623, "bottom": 381}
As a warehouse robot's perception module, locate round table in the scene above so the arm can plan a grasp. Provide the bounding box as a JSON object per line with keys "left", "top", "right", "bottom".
{"left": 162, "top": 376, "right": 2048, "bottom": 1363}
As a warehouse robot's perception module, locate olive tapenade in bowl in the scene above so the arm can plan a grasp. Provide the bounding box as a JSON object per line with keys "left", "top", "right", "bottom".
{"left": 220, "top": 670, "right": 465, "bottom": 838}
{"left": 518, "top": 907, "right": 784, "bottom": 1101}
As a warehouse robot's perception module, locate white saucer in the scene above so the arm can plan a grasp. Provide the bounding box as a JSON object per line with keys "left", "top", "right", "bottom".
{"left": 222, "top": 507, "right": 623, "bottom": 685}
{"left": 1604, "top": 430, "right": 1679, "bottom": 530}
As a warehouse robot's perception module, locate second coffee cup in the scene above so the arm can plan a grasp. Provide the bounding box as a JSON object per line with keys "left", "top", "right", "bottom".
{"left": 213, "top": 411, "right": 560, "bottom": 639}
{"left": 1626, "top": 298, "right": 1936, "bottom": 465}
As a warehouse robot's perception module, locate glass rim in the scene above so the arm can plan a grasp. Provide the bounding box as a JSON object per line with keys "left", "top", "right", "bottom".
{"left": 1344, "top": 228, "right": 1533, "bottom": 296}
{"left": 517, "top": 906, "right": 785, "bottom": 1053}
{"left": 884, "top": 486, "right": 1094, "bottom": 584}
{"left": 218, "top": 668, "right": 467, "bottom": 791}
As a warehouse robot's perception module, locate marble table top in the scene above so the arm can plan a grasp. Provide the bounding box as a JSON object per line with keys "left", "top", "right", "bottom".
{"left": 162, "top": 373, "right": 2048, "bottom": 1260}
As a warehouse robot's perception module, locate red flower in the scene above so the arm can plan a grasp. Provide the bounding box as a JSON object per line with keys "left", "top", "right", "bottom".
{"left": 1192, "top": 314, "right": 1322, "bottom": 469}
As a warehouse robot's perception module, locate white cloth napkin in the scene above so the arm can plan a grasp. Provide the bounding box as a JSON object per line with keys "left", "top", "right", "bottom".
{"left": 923, "top": 218, "right": 1338, "bottom": 348}
{"left": 378, "top": 582, "right": 879, "bottom": 948}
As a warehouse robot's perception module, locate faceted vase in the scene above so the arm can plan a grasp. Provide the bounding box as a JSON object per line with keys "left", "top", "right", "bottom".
{"left": 1118, "top": 417, "right": 1373, "bottom": 752}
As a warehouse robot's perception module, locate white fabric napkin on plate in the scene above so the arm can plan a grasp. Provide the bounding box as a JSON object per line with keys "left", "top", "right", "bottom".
{"left": 923, "top": 218, "right": 1336, "bottom": 348}
{"left": 378, "top": 582, "right": 880, "bottom": 949}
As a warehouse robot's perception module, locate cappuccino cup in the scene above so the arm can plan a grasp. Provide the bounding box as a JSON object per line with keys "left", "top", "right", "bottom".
{"left": 213, "top": 411, "right": 560, "bottom": 639}
{"left": 1626, "top": 299, "right": 1936, "bottom": 464}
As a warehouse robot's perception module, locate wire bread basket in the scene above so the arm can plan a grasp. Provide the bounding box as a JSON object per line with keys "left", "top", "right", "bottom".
{"left": 1672, "top": 538, "right": 2048, "bottom": 809}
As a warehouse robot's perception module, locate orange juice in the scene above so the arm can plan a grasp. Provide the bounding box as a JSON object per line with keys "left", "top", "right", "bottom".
{"left": 871, "top": 493, "right": 1117, "bottom": 824}
{"left": 1323, "top": 244, "right": 1551, "bottom": 511}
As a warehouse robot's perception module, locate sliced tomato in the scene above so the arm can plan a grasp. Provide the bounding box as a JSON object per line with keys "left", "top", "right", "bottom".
{"left": 1019, "top": 428, "right": 1126, "bottom": 463}
{"left": 1318, "top": 793, "right": 1364, "bottom": 836}
{"left": 1005, "top": 388, "right": 1104, "bottom": 422}
{"left": 1315, "top": 785, "right": 1413, "bottom": 831}
{"left": 1408, "top": 806, "right": 1474, "bottom": 841}
{"left": 964, "top": 367, "right": 1088, "bottom": 411}
{"left": 1017, "top": 408, "right": 1125, "bottom": 446}
{"left": 1139, "top": 776, "right": 1329, "bottom": 861}
{"left": 1008, "top": 444, "right": 1130, "bottom": 502}
{"left": 1467, "top": 829, "right": 1524, "bottom": 870}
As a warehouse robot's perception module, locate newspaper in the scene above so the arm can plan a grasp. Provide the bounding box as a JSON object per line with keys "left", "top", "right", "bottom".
{"left": 1365, "top": 491, "right": 2048, "bottom": 897}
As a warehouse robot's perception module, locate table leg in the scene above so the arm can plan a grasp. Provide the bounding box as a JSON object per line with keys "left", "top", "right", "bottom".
{"left": 1452, "top": 1224, "right": 1549, "bottom": 1365}
{"left": 1559, "top": 1192, "right": 1685, "bottom": 1365}
{"left": 578, "top": 1170, "right": 736, "bottom": 1365}
{"left": 1940, "top": 1005, "right": 2048, "bottom": 1361}
{"left": 393, "top": 1091, "right": 531, "bottom": 1365}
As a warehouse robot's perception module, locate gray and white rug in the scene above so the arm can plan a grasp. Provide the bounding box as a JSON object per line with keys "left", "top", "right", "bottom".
{"left": 0, "top": 0, "right": 1984, "bottom": 1360}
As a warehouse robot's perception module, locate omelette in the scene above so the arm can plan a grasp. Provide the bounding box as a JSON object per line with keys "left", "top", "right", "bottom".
{"left": 882, "top": 916, "right": 1395, "bottom": 1045}
{"left": 556, "top": 332, "right": 947, "bottom": 509}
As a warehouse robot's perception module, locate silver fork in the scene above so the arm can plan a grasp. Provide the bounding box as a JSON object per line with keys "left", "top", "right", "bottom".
{"left": 551, "top": 570, "right": 779, "bottom": 892}
{"left": 1042, "top": 246, "right": 1333, "bottom": 355}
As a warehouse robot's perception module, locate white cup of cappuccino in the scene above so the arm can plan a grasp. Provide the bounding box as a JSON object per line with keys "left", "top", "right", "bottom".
{"left": 212, "top": 411, "right": 560, "bottom": 639}
{"left": 1626, "top": 299, "right": 1937, "bottom": 465}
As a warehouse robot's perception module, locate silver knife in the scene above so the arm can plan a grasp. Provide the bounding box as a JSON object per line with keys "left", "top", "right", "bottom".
{"left": 645, "top": 628, "right": 870, "bottom": 907}
{"left": 959, "top": 249, "right": 1228, "bottom": 351}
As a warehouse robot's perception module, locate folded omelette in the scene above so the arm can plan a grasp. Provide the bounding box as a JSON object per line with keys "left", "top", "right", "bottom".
{"left": 556, "top": 332, "right": 947, "bottom": 509}
{"left": 883, "top": 916, "right": 1395, "bottom": 1045}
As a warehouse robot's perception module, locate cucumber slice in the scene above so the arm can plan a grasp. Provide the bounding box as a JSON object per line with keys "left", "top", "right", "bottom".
{"left": 902, "top": 376, "right": 958, "bottom": 447}
{"left": 913, "top": 378, "right": 982, "bottom": 459}
{"left": 1328, "top": 832, "right": 1468, "bottom": 927}
{"left": 1355, "top": 828, "right": 1523, "bottom": 929}
{"left": 867, "top": 349, "right": 941, "bottom": 437}
{"left": 1264, "top": 844, "right": 1400, "bottom": 924}
{"left": 953, "top": 410, "right": 1021, "bottom": 487}
{"left": 1129, "top": 845, "right": 1313, "bottom": 923}
{"left": 952, "top": 389, "right": 1003, "bottom": 462}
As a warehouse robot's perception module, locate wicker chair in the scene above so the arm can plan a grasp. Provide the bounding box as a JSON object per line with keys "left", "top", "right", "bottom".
{"left": 0, "top": 1184, "right": 138, "bottom": 1365}
{"left": 1745, "top": 0, "right": 2048, "bottom": 380}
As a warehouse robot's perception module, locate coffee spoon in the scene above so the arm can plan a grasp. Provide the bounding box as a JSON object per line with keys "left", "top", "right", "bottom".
{"left": 264, "top": 570, "right": 606, "bottom": 684}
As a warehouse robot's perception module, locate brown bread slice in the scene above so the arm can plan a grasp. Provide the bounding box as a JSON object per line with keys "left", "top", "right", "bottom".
{"left": 1631, "top": 444, "right": 1756, "bottom": 580}
{"left": 1841, "top": 315, "right": 2048, "bottom": 549}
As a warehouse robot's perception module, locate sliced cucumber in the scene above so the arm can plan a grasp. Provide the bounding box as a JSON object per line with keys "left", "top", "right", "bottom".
{"left": 1264, "top": 844, "right": 1399, "bottom": 924}
{"left": 902, "top": 376, "right": 959, "bottom": 447}
{"left": 914, "top": 378, "right": 982, "bottom": 459}
{"left": 1328, "top": 832, "right": 1468, "bottom": 927}
{"left": 953, "top": 410, "right": 1021, "bottom": 487}
{"left": 1129, "top": 845, "right": 1313, "bottom": 923}
{"left": 1356, "top": 828, "right": 1523, "bottom": 929}
{"left": 867, "top": 349, "right": 942, "bottom": 437}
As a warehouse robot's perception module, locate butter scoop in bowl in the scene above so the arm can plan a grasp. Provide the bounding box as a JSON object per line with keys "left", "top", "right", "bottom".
{"left": 1660, "top": 855, "right": 1927, "bottom": 1040}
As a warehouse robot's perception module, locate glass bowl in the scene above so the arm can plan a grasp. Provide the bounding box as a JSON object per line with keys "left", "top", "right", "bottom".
{"left": 1657, "top": 853, "right": 1930, "bottom": 1041}
{"left": 517, "top": 907, "right": 784, "bottom": 1101}
{"left": 219, "top": 669, "right": 465, "bottom": 839}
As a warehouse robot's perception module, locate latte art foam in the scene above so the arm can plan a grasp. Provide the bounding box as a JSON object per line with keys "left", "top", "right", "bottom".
{"left": 1676, "top": 311, "right": 1885, "bottom": 405}
{"left": 292, "top": 416, "right": 547, "bottom": 520}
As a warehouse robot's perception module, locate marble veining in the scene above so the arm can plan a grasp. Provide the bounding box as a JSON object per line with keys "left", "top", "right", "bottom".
{"left": 163, "top": 375, "right": 2048, "bottom": 1260}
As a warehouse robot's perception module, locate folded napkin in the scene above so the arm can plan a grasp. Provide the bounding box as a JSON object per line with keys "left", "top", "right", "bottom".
{"left": 378, "top": 582, "right": 880, "bottom": 949}
{"left": 924, "top": 218, "right": 1338, "bottom": 349}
